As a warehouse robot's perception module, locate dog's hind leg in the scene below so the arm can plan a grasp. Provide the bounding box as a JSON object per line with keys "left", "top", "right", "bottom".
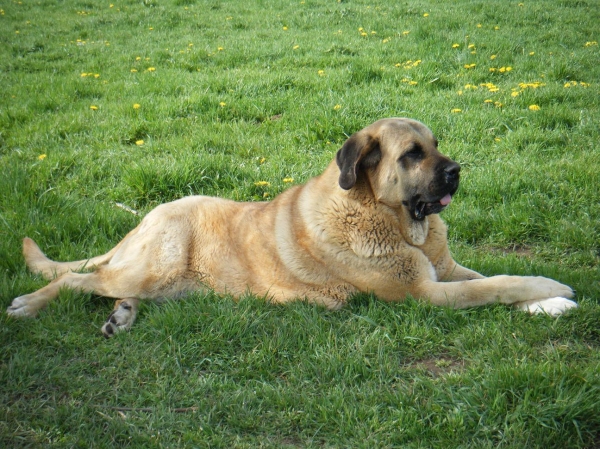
{"left": 6, "top": 267, "right": 143, "bottom": 318}
{"left": 7, "top": 271, "right": 103, "bottom": 317}
{"left": 101, "top": 298, "right": 140, "bottom": 338}
{"left": 22, "top": 227, "right": 139, "bottom": 280}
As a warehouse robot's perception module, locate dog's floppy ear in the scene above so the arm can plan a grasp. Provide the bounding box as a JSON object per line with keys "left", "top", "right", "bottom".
{"left": 335, "top": 133, "right": 380, "bottom": 190}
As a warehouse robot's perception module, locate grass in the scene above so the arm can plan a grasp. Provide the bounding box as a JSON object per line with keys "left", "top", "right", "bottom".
{"left": 1, "top": 0, "right": 599, "bottom": 447}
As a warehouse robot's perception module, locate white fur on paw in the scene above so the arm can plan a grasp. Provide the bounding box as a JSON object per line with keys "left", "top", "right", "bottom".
{"left": 517, "top": 297, "right": 578, "bottom": 317}
{"left": 101, "top": 302, "right": 136, "bottom": 338}
{"left": 6, "top": 297, "right": 36, "bottom": 318}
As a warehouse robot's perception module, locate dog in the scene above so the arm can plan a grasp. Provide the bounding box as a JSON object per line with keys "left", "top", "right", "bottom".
{"left": 7, "top": 118, "right": 577, "bottom": 337}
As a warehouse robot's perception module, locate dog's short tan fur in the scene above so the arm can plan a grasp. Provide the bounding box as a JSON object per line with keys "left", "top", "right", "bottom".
{"left": 7, "top": 118, "right": 576, "bottom": 336}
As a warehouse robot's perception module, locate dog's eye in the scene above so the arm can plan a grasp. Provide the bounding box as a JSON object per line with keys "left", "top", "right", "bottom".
{"left": 401, "top": 144, "right": 424, "bottom": 161}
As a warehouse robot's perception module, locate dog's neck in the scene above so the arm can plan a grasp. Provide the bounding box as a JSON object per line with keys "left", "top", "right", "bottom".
{"left": 353, "top": 174, "right": 430, "bottom": 246}
{"left": 398, "top": 208, "right": 429, "bottom": 246}
{"left": 336, "top": 173, "right": 430, "bottom": 246}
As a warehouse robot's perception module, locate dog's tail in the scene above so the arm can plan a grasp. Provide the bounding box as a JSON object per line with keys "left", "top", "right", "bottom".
{"left": 23, "top": 237, "right": 120, "bottom": 280}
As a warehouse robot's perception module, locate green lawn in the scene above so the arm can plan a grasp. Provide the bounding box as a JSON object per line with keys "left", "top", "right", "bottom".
{"left": 1, "top": 0, "right": 599, "bottom": 447}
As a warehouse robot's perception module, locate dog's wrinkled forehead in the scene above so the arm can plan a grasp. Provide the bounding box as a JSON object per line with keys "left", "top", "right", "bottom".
{"left": 371, "top": 118, "right": 437, "bottom": 149}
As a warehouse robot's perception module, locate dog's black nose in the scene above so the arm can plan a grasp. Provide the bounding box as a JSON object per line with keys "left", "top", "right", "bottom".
{"left": 444, "top": 162, "right": 461, "bottom": 181}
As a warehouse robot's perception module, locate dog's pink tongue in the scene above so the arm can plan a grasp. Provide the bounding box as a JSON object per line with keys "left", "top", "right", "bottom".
{"left": 440, "top": 194, "right": 452, "bottom": 206}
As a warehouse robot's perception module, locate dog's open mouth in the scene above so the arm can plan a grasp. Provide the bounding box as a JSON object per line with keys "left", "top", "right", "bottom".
{"left": 413, "top": 193, "right": 453, "bottom": 221}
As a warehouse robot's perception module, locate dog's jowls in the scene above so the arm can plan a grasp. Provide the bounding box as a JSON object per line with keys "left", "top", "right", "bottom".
{"left": 7, "top": 118, "right": 576, "bottom": 337}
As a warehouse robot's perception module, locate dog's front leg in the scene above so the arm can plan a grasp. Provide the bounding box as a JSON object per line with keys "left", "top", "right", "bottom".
{"left": 411, "top": 275, "right": 575, "bottom": 313}
{"left": 439, "top": 262, "right": 485, "bottom": 282}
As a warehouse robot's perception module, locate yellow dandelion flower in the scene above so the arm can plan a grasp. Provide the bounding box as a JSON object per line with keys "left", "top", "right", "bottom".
{"left": 529, "top": 52, "right": 535, "bottom": 56}
{"left": 38, "top": 154, "right": 47, "bottom": 161}
{"left": 283, "top": 177, "right": 294, "bottom": 183}
{"left": 90, "top": 105, "right": 98, "bottom": 110}
{"left": 451, "top": 108, "right": 462, "bottom": 113}
{"left": 382, "top": 38, "right": 390, "bottom": 44}
{"left": 423, "top": 13, "right": 429, "bottom": 17}
{"left": 131, "top": 69, "right": 138, "bottom": 73}
{"left": 477, "top": 24, "right": 482, "bottom": 28}
{"left": 318, "top": 70, "right": 325, "bottom": 76}
{"left": 464, "top": 64, "right": 476, "bottom": 69}
{"left": 494, "top": 102, "right": 503, "bottom": 108}
{"left": 333, "top": 104, "right": 341, "bottom": 111}
{"left": 133, "top": 103, "right": 141, "bottom": 109}
{"left": 282, "top": 26, "right": 288, "bottom": 31}
{"left": 494, "top": 26, "right": 500, "bottom": 30}
{"left": 402, "top": 30, "right": 410, "bottom": 35}
{"left": 584, "top": 41, "right": 597, "bottom": 47}
{"left": 511, "top": 91, "right": 520, "bottom": 97}
{"left": 494, "top": 138, "right": 501, "bottom": 142}
{"left": 468, "top": 44, "right": 475, "bottom": 49}
{"left": 452, "top": 43, "right": 460, "bottom": 48}
{"left": 293, "top": 45, "right": 300, "bottom": 50}
{"left": 457, "top": 90, "right": 463, "bottom": 95}
{"left": 519, "top": 81, "right": 545, "bottom": 89}
{"left": 135, "top": 140, "right": 144, "bottom": 146}
{"left": 259, "top": 157, "right": 266, "bottom": 164}
{"left": 528, "top": 104, "right": 540, "bottom": 111}
{"left": 94, "top": 74, "right": 100, "bottom": 78}
{"left": 217, "top": 47, "right": 224, "bottom": 51}
{"left": 484, "top": 99, "right": 493, "bottom": 104}
{"left": 254, "top": 181, "right": 270, "bottom": 187}
{"left": 219, "top": 102, "right": 226, "bottom": 107}
{"left": 147, "top": 67, "right": 156, "bottom": 72}
{"left": 409, "top": 81, "right": 418, "bottom": 85}
{"left": 136, "top": 56, "right": 142, "bottom": 61}
{"left": 490, "top": 54, "right": 497, "bottom": 60}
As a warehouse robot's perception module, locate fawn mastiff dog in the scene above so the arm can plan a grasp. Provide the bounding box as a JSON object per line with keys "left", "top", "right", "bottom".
{"left": 7, "top": 118, "right": 576, "bottom": 337}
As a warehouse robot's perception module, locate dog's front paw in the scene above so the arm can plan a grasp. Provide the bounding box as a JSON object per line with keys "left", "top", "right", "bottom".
{"left": 101, "top": 300, "right": 137, "bottom": 338}
{"left": 6, "top": 296, "right": 37, "bottom": 318}
{"left": 529, "top": 277, "right": 574, "bottom": 300}
{"left": 516, "top": 297, "right": 578, "bottom": 317}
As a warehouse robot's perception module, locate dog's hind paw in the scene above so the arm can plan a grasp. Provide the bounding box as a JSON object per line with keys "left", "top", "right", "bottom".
{"left": 101, "top": 299, "right": 138, "bottom": 338}
{"left": 516, "top": 297, "right": 578, "bottom": 317}
{"left": 6, "top": 296, "right": 37, "bottom": 318}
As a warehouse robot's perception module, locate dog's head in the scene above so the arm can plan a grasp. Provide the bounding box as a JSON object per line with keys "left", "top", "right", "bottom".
{"left": 336, "top": 118, "right": 460, "bottom": 221}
